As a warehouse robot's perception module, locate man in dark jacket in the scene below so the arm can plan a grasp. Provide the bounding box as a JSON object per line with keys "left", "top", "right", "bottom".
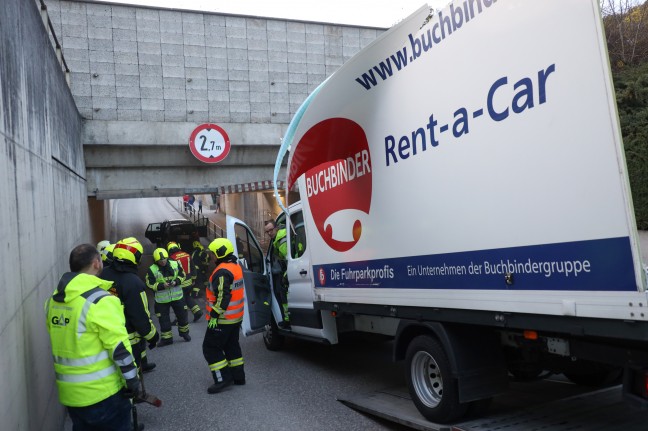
{"left": 100, "top": 237, "right": 159, "bottom": 372}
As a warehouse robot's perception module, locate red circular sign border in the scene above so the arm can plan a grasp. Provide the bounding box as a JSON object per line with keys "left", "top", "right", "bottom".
{"left": 189, "top": 123, "right": 231, "bottom": 164}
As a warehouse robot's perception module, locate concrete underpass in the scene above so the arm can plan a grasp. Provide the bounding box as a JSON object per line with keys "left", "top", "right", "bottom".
{"left": 0, "top": 0, "right": 384, "bottom": 429}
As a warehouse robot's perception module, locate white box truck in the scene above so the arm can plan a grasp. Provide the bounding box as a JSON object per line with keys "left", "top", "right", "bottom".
{"left": 226, "top": 0, "right": 648, "bottom": 423}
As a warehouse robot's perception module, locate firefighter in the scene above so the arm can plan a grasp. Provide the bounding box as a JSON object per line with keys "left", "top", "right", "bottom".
{"left": 265, "top": 220, "right": 290, "bottom": 327}
{"left": 146, "top": 247, "right": 191, "bottom": 345}
{"left": 45, "top": 244, "right": 140, "bottom": 430}
{"left": 191, "top": 240, "right": 210, "bottom": 297}
{"left": 100, "top": 237, "right": 159, "bottom": 373}
{"left": 168, "top": 241, "right": 203, "bottom": 322}
{"left": 203, "top": 238, "right": 246, "bottom": 394}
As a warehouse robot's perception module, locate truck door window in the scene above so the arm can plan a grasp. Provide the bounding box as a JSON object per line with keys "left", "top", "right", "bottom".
{"left": 234, "top": 223, "right": 264, "bottom": 274}
{"left": 289, "top": 211, "right": 307, "bottom": 259}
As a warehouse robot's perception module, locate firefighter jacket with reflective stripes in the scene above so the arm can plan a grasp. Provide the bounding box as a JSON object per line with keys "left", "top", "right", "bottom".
{"left": 207, "top": 257, "right": 244, "bottom": 324}
{"left": 170, "top": 250, "right": 193, "bottom": 288}
{"left": 45, "top": 272, "right": 138, "bottom": 407}
{"left": 191, "top": 248, "right": 209, "bottom": 276}
{"left": 146, "top": 260, "right": 185, "bottom": 303}
{"left": 273, "top": 228, "right": 288, "bottom": 259}
{"left": 100, "top": 261, "right": 157, "bottom": 344}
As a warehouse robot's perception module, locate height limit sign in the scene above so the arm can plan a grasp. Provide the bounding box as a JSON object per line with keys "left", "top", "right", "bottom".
{"left": 189, "top": 123, "right": 231, "bottom": 164}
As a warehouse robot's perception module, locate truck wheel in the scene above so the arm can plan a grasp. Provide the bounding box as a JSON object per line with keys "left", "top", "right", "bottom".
{"left": 263, "top": 319, "right": 285, "bottom": 351}
{"left": 406, "top": 335, "right": 467, "bottom": 423}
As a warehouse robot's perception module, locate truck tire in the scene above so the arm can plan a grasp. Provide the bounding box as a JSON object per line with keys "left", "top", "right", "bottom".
{"left": 405, "top": 335, "right": 468, "bottom": 423}
{"left": 263, "top": 319, "right": 285, "bottom": 351}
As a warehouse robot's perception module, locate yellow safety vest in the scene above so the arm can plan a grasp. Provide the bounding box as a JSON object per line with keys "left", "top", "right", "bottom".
{"left": 45, "top": 273, "right": 134, "bottom": 407}
{"left": 147, "top": 260, "right": 184, "bottom": 303}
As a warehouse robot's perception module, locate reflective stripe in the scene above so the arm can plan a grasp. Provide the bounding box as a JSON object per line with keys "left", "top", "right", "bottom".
{"left": 228, "top": 298, "right": 244, "bottom": 307}
{"left": 114, "top": 355, "right": 134, "bottom": 367}
{"left": 122, "top": 369, "right": 138, "bottom": 380}
{"left": 53, "top": 351, "right": 109, "bottom": 367}
{"left": 77, "top": 290, "right": 108, "bottom": 337}
{"left": 209, "top": 360, "right": 228, "bottom": 371}
{"left": 224, "top": 307, "right": 243, "bottom": 316}
{"left": 56, "top": 364, "right": 117, "bottom": 383}
{"left": 228, "top": 357, "right": 244, "bottom": 367}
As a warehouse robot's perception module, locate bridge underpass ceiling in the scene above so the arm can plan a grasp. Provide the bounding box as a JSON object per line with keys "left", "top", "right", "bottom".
{"left": 86, "top": 147, "right": 287, "bottom": 199}
{"left": 83, "top": 120, "right": 288, "bottom": 199}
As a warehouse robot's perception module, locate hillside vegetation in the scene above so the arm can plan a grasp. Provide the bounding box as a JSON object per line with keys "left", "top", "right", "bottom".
{"left": 616, "top": 62, "right": 648, "bottom": 228}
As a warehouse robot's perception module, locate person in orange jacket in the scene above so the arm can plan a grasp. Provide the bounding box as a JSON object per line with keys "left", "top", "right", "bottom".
{"left": 203, "top": 238, "right": 246, "bottom": 394}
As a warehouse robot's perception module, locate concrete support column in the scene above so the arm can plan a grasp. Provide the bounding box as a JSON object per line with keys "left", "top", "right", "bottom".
{"left": 88, "top": 197, "right": 111, "bottom": 244}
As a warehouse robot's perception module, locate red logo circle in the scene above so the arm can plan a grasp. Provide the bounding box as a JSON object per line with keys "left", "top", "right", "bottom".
{"left": 290, "top": 118, "right": 372, "bottom": 252}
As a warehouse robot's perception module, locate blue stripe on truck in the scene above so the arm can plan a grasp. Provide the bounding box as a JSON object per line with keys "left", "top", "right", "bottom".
{"left": 314, "top": 236, "right": 637, "bottom": 291}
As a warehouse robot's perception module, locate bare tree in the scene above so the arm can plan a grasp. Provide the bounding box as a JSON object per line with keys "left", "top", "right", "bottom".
{"left": 601, "top": 0, "right": 648, "bottom": 68}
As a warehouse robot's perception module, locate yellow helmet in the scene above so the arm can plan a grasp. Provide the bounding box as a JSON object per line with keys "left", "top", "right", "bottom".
{"left": 192, "top": 240, "right": 203, "bottom": 250}
{"left": 167, "top": 241, "right": 180, "bottom": 253}
{"left": 104, "top": 243, "right": 116, "bottom": 263}
{"left": 153, "top": 248, "right": 169, "bottom": 262}
{"left": 208, "top": 238, "right": 234, "bottom": 259}
{"left": 113, "top": 237, "right": 143, "bottom": 265}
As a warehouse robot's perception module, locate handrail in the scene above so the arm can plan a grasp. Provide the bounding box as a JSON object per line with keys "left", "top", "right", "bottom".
{"left": 37, "top": 0, "right": 70, "bottom": 87}
{"left": 176, "top": 197, "right": 225, "bottom": 240}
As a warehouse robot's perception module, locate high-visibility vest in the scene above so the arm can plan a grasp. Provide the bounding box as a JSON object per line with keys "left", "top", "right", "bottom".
{"left": 207, "top": 262, "right": 244, "bottom": 324}
{"left": 147, "top": 261, "right": 184, "bottom": 303}
{"left": 170, "top": 250, "right": 193, "bottom": 288}
{"left": 44, "top": 273, "right": 134, "bottom": 407}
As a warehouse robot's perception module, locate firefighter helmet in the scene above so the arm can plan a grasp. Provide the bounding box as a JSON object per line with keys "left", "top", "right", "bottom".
{"left": 104, "top": 243, "right": 116, "bottom": 263}
{"left": 153, "top": 248, "right": 169, "bottom": 262}
{"left": 167, "top": 241, "right": 180, "bottom": 253}
{"left": 96, "top": 240, "right": 111, "bottom": 261}
{"left": 208, "top": 238, "right": 234, "bottom": 260}
{"left": 113, "top": 237, "right": 143, "bottom": 265}
{"left": 192, "top": 240, "right": 203, "bottom": 250}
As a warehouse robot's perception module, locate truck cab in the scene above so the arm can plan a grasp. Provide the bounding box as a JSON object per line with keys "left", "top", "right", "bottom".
{"left": 227, "top": 203, "right": 338, "bottom": 348}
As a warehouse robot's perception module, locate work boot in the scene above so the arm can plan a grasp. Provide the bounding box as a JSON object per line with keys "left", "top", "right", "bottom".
{"left": 208, "top": 378, "right": 232, "bottom": 393}
{"left": 141, "top": 357, "right": 156, "bottom": 373}
{"left": 208, "top": 370, "right": 232, "bottom": 394}
{"left": 180, "top": 332, "right": 191, "bottom": 342}
{"left": 158, "top": 338, "right": 173, "bottom": 347}
{"left": 233, "top": 378, "right": 246, "bottom": 385}
{"left": 193, "top": 310, "right": 204, "bottom": 323}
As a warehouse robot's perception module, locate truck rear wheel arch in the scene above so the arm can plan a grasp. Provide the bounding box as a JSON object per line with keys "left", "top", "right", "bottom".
{"left": 395, "top": 320, "right": 509, "bottom": 403}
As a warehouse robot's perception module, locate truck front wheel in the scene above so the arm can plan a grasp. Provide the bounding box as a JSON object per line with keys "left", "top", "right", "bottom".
{"left": 406, "top": 335, "right": 467, "bottom": 423}
{"left": 263, "top": 319, "right": 285, "bottom": 351}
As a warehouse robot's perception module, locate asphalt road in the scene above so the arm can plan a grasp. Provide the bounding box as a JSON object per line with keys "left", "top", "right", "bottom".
{"left": 65, "top": 197, "right": 410, "bottom": 430}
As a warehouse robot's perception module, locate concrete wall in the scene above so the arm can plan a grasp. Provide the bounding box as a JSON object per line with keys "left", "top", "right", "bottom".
{"left": 0, "top": 0, "right": 89, "bottom": 429}
{"left": 44, "top": 0, "right": 383, "bottom": 123}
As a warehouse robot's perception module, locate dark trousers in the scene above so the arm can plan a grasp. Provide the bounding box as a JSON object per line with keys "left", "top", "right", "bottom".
{"left": 155, "top": 299, "right": 189, "bottom": 337}
{"left": 183, "top": 287, "right": 200, "bottom": 315}
{"left": 202, "top": 322, "right": 245, "bottom": 381}
{"left": 68, "top": 391, "right": 132, "bottom": 431}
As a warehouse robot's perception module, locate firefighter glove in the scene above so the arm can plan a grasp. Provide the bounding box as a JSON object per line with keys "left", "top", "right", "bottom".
{"left": 123, "top": 377, "right": 140, "bottom": 398}
{"left": 208, "top": 318, "right": 218, "bottom": 330}
{"left": 148, "top": 331, "right": 160, "bottom": 350}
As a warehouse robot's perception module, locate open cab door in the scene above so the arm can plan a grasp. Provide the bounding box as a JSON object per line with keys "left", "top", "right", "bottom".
{"left": 225, "top": 215, "right": 272, "bottom": 336}
{"left": 145, "top": 222, "right": 162, "bottom": 245}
